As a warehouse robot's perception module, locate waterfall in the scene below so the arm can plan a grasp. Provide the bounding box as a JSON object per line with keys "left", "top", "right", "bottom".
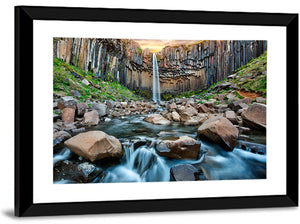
{"left": 152, "top": 53, "right": 161, "bottom": 103}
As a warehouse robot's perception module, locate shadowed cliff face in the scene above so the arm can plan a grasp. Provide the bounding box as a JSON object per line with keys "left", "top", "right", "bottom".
{"left": 53, "top": 38, "right": 267, "bottom": 95}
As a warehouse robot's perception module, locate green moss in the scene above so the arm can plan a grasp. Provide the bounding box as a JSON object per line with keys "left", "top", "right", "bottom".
{"left": 204, "top": 95, "right": 212, "bottom": 101}
{"left": 53, "top": 57, "right": 142, "bottom": 102}
{"left": 162, "top": 94, "right": 173, "bottom": 101}
{"left": 133, "top": 89, "right": 152, "bottom": 99}
{"left": 235, "top": 91, "right": 243, "bottom": 99}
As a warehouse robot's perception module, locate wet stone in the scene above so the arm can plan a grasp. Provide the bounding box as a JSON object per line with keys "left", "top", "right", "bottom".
{"left": 170, "top": 164, "right": 198, "bottom": 181}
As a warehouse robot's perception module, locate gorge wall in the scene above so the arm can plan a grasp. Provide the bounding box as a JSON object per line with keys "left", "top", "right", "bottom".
{"left": 53, "top": 38, "right": 267, "bottom": 95}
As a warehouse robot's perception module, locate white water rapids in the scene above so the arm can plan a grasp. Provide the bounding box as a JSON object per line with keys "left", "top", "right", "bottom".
{"left": 54, "top": 115, "right": 266, "bottom": 183}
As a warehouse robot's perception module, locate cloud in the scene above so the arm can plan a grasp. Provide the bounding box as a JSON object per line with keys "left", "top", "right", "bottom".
{"left": 133, "top": 39, "right": 199, "bottom": 52}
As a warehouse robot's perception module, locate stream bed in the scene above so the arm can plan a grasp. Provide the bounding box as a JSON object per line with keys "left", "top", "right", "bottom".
{"left": 53, "top": 114, "right": 266, "bottom": 184}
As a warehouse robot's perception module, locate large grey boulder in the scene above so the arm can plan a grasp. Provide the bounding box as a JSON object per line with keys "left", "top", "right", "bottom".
{"left": 170, "top": 164, "right": 198, "bottom": 181}
{"left": 225, "top": 110, "right": 238, "bottom": 125}
{"left": 76, "top": 103, "right": 89, "bottom": 117}
{"left": 91, "top": 103, "right": 108, "bottom": 117}
{"left": 53, "top": 131, "right": 72, "bottom": 151}
{"left": 58, "top": 96, "right": 76, "bottom": 110}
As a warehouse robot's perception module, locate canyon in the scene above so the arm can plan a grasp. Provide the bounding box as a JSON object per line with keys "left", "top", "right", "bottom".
{"left": 53, "top": 38, "right": 267, "bottom": 95}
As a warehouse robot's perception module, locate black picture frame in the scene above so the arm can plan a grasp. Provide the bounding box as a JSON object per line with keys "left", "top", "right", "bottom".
{"left": 15, "top": 5, "right": 298, "bottom": 217}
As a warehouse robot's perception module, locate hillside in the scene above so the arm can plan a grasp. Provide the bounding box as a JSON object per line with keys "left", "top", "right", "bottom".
{"left": 174, "top": 51, "right": 267, "bottom": 103}
{"left": 53, "top": 57, "right": 142, "bottom": 102}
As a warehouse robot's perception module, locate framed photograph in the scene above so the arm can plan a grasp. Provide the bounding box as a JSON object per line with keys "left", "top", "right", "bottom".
{"left": 15, "top": 6, "right": 298, "bottom": 217}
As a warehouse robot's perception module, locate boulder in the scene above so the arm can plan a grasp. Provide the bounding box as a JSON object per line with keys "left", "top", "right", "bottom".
{"left": 255, "top": 97, "right": 266, "bottom": 103}
{"left": 184, "top": 115, "right": 206, "bottom": 126}
{"left": 77, "top": 162, "right": 102, "bottom": 182}
{"left": 71, "top": 90, "right": 82, "bottom": 98}
{"left": 91, "top": 103, "right": 107, "bottom": 117}
{"left": 204, "top": 100, "right": 216, "bottom": 109}
{"left": 64, "top": 131, "right": 123, "bottom": 162}
{"left": 71, "top": 127, "right": 85, "bottom": 134}
{"left": 225, "top": 110, "right": 238, "bottom": 125}
{"left": 143, "top": 114, "right": 171, "bottom": 125}
{"left": 226, "top": 93, "right": 236, "bottom": 101}
{"left": 62, "top": 122, "right": 77, "bottom": 132}
{"left": 229, "top": 100, "right": 248, "bottom": 112}
{"left": 53, "top": 160, "right": 103, "bottom": 183}
{"left": 197, "top": 116, "right": 239, "bottom": 151}
{"left": 197, "top": 104, "right": 209, "bottom": 113}
{"left": 106, "top": 100, "right": 116, "bottom": 109}
{"left": 53, "top": 131, "right": 72, "bottom": 151}
{"left": 241, "top": 97, "right": 252, "bottom": 105}
{"left": 58, "top": 96, "right": 76, "bottom": 110}
{"left": 112, "top": 111, "right": 121, "bottom": 117}
{"left": 216, "top": 104, "right": 228, "bottom": 113}
{"left": 82, "top": 79, "right": 90, "bottom": 86}
{"left": 186, "top": 99, "right": 197, "bottom": 108}
{"left": 176, "top": 97, "right": 187, "bottom": 105}
{"left": 82, "top": 110, "right": 99, "bottom": 126}
{"left": 120, "top": 102, "right": 128, "bottom": 108}
{"left": 236, "top": 108, "right": 247, "bottom": 116}
{"left": 132, "top": 139, "right": 150, "bottom": 150}
{"left": 171, "top": 111, "right": 181, "bottom": 122}
{"left": 165, "top": 113, "right": 173, "bottom": 121}
{"left": 156, "top": 136, "right": 201, "bottom": 160}
{"left": 170, "top": 164, "right": 198, "bottom": 181}
{"left": 76, "top": 102, "right": 88, "bottom": 117}
{"left": 61, "top": 108, "right": 75, "bottom": 123}
{"left": 237, "top": 140, "right": 266, "bottom": 155}
{"left": 241, "top": 103, "right": 266, "bottom": 130}
{"left": 178, "top": 106, "right": 198, "bottom": 122}
{"left": 167, "top": 102, "right": 177, "bottom": 110}
{"left": 160, "top": 110, "right": 169, "bottom": 117}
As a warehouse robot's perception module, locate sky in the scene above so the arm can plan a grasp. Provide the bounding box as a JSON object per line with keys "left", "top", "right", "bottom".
{"left": 133, "top": 39, "right": 199, "bottom": 52}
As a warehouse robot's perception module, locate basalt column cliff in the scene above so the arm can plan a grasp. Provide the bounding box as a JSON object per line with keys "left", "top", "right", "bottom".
{"left": 53, "top": 38, "right": 267, "bottom": 95}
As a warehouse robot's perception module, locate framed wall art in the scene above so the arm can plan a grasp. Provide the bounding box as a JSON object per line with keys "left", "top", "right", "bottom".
{"left": 15, "top": 6, "right": 298, "bottom": 216}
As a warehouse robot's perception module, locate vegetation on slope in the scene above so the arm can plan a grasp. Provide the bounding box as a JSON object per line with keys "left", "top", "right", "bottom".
{"left": 53, "top": 57, "right": 142, "bottom": 102}
{"left": 172, "top": 51, "right": 267, "bottom": 100}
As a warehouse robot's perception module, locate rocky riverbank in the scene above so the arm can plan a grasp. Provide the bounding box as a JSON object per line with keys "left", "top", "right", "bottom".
{"left": 53, "top": 89, "right": 266, "bottom": 183}
{"left": 53, "top": 48, "right": 267, "bottom": 184}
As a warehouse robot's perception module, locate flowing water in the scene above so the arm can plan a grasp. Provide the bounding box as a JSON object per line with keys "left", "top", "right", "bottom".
{"left": 53, "top": 115, "right": 266, "bottom": 183}
{"left": 152, "top": 53, "right": 161, "bottom": 103}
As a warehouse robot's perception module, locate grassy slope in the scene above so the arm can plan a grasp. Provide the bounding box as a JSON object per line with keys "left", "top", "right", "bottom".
{"left": 54, "top": 51, "right": 267, "bottom": 103}
{"left": 232, "top": 51, "right": 267, "bottom": 93}
{"left": 53, "top": 57, "right": 142, "bottom": 102}
{"left": 175, "top": 51, "right": 267, "bottom": 100}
